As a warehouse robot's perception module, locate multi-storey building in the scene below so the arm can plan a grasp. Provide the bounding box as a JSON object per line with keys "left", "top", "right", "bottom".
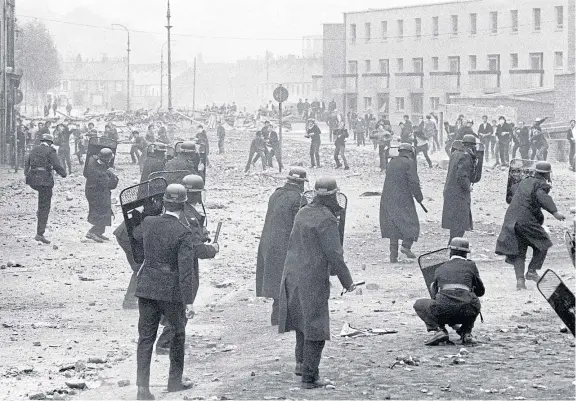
{"left": 323, "top": 0, "right": 574, "bottom": 122}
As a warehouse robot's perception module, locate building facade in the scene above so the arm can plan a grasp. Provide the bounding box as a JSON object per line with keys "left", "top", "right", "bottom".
{"left": 324, "top": 0, "right": 574, "bottom": 122}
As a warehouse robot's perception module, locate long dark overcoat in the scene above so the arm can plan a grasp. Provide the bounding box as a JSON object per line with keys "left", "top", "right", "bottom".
{"left": 256, "top": 184, "right": 303, "bottom": 299}
{"left": 278, "top": 202, "right": 354, "bottom": 341}
{"left": 442, "top": 149, "right": 475, "bottom": 231}
{"left": 140, "top": 155, "right": 166, "bottom": 182}
{"left": 495, "top": 176, "right": 558, "bottom": 256}
{"left": 84, "top": 156, "right": 118, "bottom": 227}
{"left": 380, "top": 155, "right": 424, "bottom": 240}
{"left": 165, "top": 154, "right": 199, "bottom": 175}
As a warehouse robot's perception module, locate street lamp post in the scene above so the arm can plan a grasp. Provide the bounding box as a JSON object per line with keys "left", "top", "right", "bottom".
{"left": 160, "top": 41, "right": 168, "bottom": 109}
{"left": 165, "top": 0, "right": 173, "bottom": 112}
{"left": 112, "top": 23, "right": 130, "bottom": 112}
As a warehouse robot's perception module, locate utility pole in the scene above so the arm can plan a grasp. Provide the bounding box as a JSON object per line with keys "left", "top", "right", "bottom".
{"left": 160, "top": 41, "right": 168, "bottom": 109}
{"left": 192, "top": 56, "right": 196, "bottom": 111}
{"left": 166, "top": 0, "right": 173, "bottom": 112}
{"left": 112, "top": 24, "right": 130, "bottom": 112}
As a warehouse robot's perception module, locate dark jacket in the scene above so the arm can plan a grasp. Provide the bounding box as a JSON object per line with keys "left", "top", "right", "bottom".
{"left": 278, "top": 202, "right": 354, "bottom": 341}
{"left": 477, "top": 122, "right": 493, "bottom": 138}
{"left": 251, "top": 136, "right": 266, "bottom": 152}
{"left": 24, "top": 144, "right": 67, "bottom": 187}
{"left": 495, "top": 176, "right": 558, "bottom": 256}
{"left": 217, "top": 125, "right": 226, "bottom": 141}
{"left": 334, "top": 128, "right": 349, "bottom": 146}
{"left": 84, "top": 155, "right": 119, "bottom": 227}
{"left": 513, "top": 127, "right": 531, "bottom": 147}
{"left": 442, "top": 149, "right": 476, "bottom": 231}
{"left": 140, "top": 154, "right": 166, "bottom": 182}
{"left": 380, "top": 155, "right": 423, "bottom": 240}
{"left": 196, "top": 130, "right": 209, "bottom": 154}
{"left": 307, "top": 124, "right": 321, "bottom": 144}
{"left": 164, "top": 154, "right": 199, "bottom": 176}
{"left": 134, "top": 214, "right": 199, "bottom": 304}
{"left": 496, "top": 122, "right": 513, "bottom": 142}
{"left": 256, "top": 183, "right": 303, "bottom": 300}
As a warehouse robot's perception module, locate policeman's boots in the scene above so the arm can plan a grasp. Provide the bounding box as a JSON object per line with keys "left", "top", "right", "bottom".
{"left": 390, "top": 242, "right": 399, "bottom": 263}
{"left": 514, "top": 260, "right": 527, "bottom": 290}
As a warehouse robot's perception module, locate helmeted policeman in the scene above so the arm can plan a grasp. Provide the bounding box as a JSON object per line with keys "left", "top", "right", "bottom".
{"left": 278, "top": 177, "right": 356, "bottom": 389}
{"left": 165, "top": 141, "right": 200, "bottom": 174}
{"left": 24, "top": 133, "right": 67, "bottom": 244}
{"left": 413, "top": 237, "right": 485, "bottom": 346}
{"left": 140, "top": 143, "right": 168, "bottom": 182}
{"left": 155, "top": 175, "right": 219, "bottom": 354}
{"left": 495, "top": 161, "right": 565, "bottom": 289}
{"left": 133, "top": 184, "right": 199, "bottom": 400}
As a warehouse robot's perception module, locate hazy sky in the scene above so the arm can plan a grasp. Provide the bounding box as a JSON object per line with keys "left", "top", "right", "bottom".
{"left": 17, "top": 0, "right": 445, "bottom": 64}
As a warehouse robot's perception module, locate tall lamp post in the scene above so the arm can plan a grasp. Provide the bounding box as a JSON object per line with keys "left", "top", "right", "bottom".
{"left": 165, "top": 0, "right": 173, "bottom": 112}
{"left": 160, "top": 41, "right": 168, "bottom": 109}
{"left": 112, "top": 23, "right": 130, "bottom": 112}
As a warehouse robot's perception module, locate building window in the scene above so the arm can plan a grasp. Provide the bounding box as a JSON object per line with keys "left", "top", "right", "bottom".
{"left": 397, "top": 19, "right": 404, "bottom": 38}
{"left": 432, "top": 16, "right": 439, "bottom": 37}
{"left": 469, "top": 13, "right": 477, "bottom": 35}
{"left": 510, "top": 10, "right": 518, "bottom": 32}
{"left": 533, "top": 8, "right": 541, "bottom": 31}
{"left": 555, "top": 6, "right": 564, "bottom": 29}
{"left": 469, "top": 55, "right": 477, "bottom": 70}
{"left": 395, "top": 97, "right": 405, "bottom": 112}
{"left": 350, "top": 24, "right": 356, "bottom": 42}
{"left": 490, "top": 11, "right": 498, "bottom": 34}
{"left": 430, "top": 97, "right": 440, "bottom": 110}
{"left": 61, "top": 81, "right": 69, "bottom": 91}
{"left": 413, "top": 58, "right": 423, "bottom": 73}
{"left": 365, "top": 22, "right": 371, "bottom": 42}
{"left": 364, "top": 97, "right": 372, "bottom": 110}
{"left": 411, "top": 94, "right": 423, "bottom": 114}
{"left": 448, "top": 56, "right": 460, "bottom": 73}
{"left": 378, "top": 94, "right": 389, "bottom": 113}
{"left": 530, "top": 53, "right": 543, "bottom": 70}
{"left": 451, "top": 15, "right": 458, "bottom": 35}
{"left": 488, "top": 54, "right": 500, "bottom": 71}
{"left": 348, "top": 60, "right": 358, "bottom": 74}
{"left": 365, "top": 60, "right": 371, "bottom": 73}
{"left": 379, "top": 59, "right": 389, "bottom": 74}
{"left": 554, "top": 52, "right": 563, "bottom": 68}
{"left": 381, "top": 21, "right": 388, "bottom": 39}
{"left": 510, "top": 53, "right": 518, "bottom": 69}
{"left": 432, "top": 57, "right": 439, "bottom": 70}
{"left": 415, "top": 18, "right": 422, "bottom": 38}
{"left": 397, "top": 58, "right": 404, "bottom": 72}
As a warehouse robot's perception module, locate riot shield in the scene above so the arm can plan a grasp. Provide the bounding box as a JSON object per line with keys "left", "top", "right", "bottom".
{"left": 120, "top": 177, "right": 168, "bottom": 264}
{"left": 301, "top": 190, "right": 348, "bottom": 245}
{"left": 537, "top": 269, "right": 575, "bottom": 336}
{"left": 506, "top": 159, "right": 537, "bottom": 203}
{"left": 83, "top": 136, "right": 117, "bottom": 174}
{"left": 418, "top": 248, "right": 450, "bottom": 297}
{"left": 565, "top": 230, "right": 575, "bottom": 267}
{"left": 166, "top": 146, "right": 176, "bottom": 161}
{"left": 174, "top": 141, "right": 184, "bottom": 154}
{"left": 148, "top": 170, "right": 192, "bottom": 186}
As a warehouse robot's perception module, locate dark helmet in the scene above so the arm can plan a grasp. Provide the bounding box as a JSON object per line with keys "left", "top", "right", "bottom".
{"left": 535, "top": 161, "right": 552, "bottom": 173}
{"left": 163, "top": 183, "right": 187, "bottom": 204}
{"left": 182, "top": 174, "right": 205, "bottom": 192}
{"left": 314, "top": 177, "right": 338, "bottom": 196}
{"left": 462, "top": 134, "right": 477, "bottom": 145}
{"left": 98, "top": 147, "right": 114, "bottom": 162}
{"left": 41, "top": 133, "right": 54, "bottom": 143}
{"left": 287, "top": 167, "right": 308, "bottom": 182}
{"left": 449, "top": 237, "right": 471, "bottom": 252}
{"left": 398, "top": 143, "right": 414, "bottom": 153}
{"left": 180, "top": 141, "right": 197, "bottom": 153}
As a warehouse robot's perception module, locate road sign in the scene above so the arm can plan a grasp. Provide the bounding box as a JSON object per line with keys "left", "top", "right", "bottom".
{"left": 273, "top": 86, "right": 289, "bottom": 103}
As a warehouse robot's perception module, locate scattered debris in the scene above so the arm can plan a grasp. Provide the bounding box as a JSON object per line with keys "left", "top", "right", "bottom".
{"left": 118, "top": 379, "right": 130, "bottom": 387}
{"left": 28, "top": 393, "right": 46, "bottom": 400}
{"left": 65, "top": 380, "right": 87, "bottom": 390}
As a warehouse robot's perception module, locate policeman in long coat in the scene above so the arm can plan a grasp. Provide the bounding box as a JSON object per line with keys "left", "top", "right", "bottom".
{"left": 495, "top": 162, "right": 565, "bottom": 289}
{"left": 84, "top": 148, "right": 119, "bottom": 242}
{"left": 441, "top": 135, "right": 480, "bottom": 242}
{"left": 380, "top": 144, "right": 423, "bottom": 262}
{"left": 140, "top": 143, "right": 167, "bottom": 182}
{"left": 24, "top": 134, "right": 67, "bottom": 244}
{"left": 164, "top": 141, "right": 199, "bottom": 175}
{"left": 256, "top": 167, "right": 308, "bottom": 325}
{"left": 278, "top": 177, "right": 356, "bottom": 389}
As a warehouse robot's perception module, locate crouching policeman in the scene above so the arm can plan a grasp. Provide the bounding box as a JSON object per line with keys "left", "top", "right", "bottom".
{"left": 413, "top": 237, "right": 485, "bottom": 346}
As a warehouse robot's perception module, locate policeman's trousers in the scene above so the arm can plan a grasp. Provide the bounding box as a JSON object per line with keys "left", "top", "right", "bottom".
{"left": 137, "top": 298, "right": 186, "bottom": 389}
{"left": 295, "top": 330, "right": 325, "bottom": 383}
{"left": 32, "top": 186, "right": 53, "bottom": 236}
{"left": 511, "top": 228, "right": 548, "bottom": 278}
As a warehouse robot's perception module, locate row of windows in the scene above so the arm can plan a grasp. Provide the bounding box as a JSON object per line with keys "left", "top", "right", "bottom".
{"left": 61, "top": 80, "right": 124, "bottom": 92}
{"left": 359, "top": 95, "right": 443, "bottom": 113}
{"left": 350, "top": 5, "right": 564, "bottom": 41}
{"left": 348, "top": 52, "right": 564, "bottom": 74}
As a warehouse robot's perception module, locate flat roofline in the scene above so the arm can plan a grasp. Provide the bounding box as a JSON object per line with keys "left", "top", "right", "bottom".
{"left": 344, "top": 0, "right": 480, "bottom": 15}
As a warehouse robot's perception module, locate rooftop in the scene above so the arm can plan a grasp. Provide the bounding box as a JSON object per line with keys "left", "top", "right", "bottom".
{"left": 345, "top": 0, "right": 479, "bottom": 15}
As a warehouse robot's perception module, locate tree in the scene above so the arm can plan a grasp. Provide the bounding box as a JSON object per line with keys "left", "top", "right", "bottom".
{"left": 15, "top": 21, "right": 61, "bottom": 106}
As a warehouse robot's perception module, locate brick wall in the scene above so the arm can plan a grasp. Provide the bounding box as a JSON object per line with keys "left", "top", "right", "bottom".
{"left": 554, "top": 73, "right": 576, "bottom": 121}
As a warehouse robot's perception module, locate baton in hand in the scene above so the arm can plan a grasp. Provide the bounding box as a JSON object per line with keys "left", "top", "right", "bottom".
{"left": 341, "top": 281, "right": 365, "bottom": 296}
{"left": 419, "top": 202, "right": 428, "bottom": 213}
{"left": 213, "top": 222, "right": 222, "bottom": 243}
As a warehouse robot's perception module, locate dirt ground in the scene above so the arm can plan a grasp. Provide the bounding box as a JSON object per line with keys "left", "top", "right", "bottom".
{"left": 0, "top": 127, "right": 574, "bottom": 401}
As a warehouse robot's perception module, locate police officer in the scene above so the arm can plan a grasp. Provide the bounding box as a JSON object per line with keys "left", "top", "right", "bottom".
{"left": 495, "top": 161, "right": 565, "bottom": 289}
{"left": 164, "top": 141, "right": 199, "bottom": 174}
{"left": 133, "top": 184, "right": 198, "bottom": 399}
{"left": 24, "top": 134, "right": 67, "bottom": 244}
{"left": 140, "top": 143, "right": 167, "bottom": 182}
{"left": 278, "top": 177, "right": 356, "bottom": 389}
{"left": 155, "top": 175, "right": 219, "bottom": 354}
{"left": 256, "top": 167, "right": 308, "bottom": 325}
{"left": 413, "top": 237, "right": 485, "bottom": 345}
{"left": 84, "top": 148, "right": 119, "bottom": 242}
{"left": 380, "top": 144, "right": 423, "bottom": 262}
{"left": 442, "top": 134, "right": 479, "bottom": 243}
